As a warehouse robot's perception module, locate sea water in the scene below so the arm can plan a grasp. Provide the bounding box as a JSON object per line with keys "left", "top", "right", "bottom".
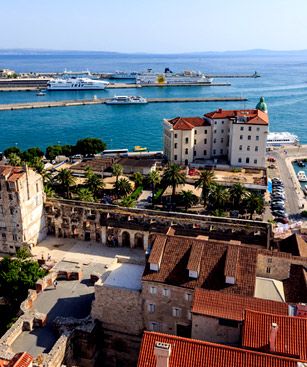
{"left": 0, "top": 52, "right": 306, "bottom": 151}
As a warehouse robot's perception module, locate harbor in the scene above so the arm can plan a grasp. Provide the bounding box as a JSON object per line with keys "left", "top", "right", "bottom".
{"left": 0, "top": 96, "right": 247, "bottom": 111}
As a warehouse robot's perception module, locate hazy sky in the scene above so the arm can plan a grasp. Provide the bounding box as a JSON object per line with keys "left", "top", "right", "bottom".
{"left": 1, "top": 0, "right": 307, "bottom": 53}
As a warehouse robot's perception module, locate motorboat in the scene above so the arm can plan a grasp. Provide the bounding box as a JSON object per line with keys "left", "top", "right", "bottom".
{"left": 105, "top": 96, "right": 148, "bottom": 105}
{"left": 133, "top": 146, "right": 148, "bottom": 152}
{"left": 297, "top": 171, "right": 307, "bottom": 182}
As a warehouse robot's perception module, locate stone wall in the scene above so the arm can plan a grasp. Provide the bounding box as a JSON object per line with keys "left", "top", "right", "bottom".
{"left": 42, "top": 333, "right": 69, "bottom": 367}
{"left": 192, "top": 314, "right": 241, "bottom": 345}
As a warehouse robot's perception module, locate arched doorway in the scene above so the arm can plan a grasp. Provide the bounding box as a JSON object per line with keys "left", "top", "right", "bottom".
{"left": 134, "top": 232, "right": 144, "bottom": 249}
{"left": 122, "top": 231, "right": 131, "bottom": 247}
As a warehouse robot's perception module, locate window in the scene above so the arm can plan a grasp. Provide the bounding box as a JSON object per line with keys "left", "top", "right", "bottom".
{"left": 150, "top": 286, "right": 157, "bottom": 295}
{"left": 204, "top": 139, "right": 207, "bottom": 144}
{"left": 187, "top": 311, "right": 192, "bottom": 320}
{"left": 248, "top": 126, "right": 252, "bottom": 131}
{"left": 213, "top": 138, "right": 216, "bottom": 144}
{"left": 267, "top": 258, "right": 273, "bottom": 264}
{"left": 194, "top": 139, "right": 196, "bottom": 145}
{"left": 174, "top": 133, "right": 178, "bottom": 138}
{"left": 147, "top": 303, "right": 155, "bottom": 313}
{"left": 174, "top": 155, "right": 177, "bottom": 161}
{"left": 2, "top": 233, "right": 6, "bottom": 239}
{"left": 174, "top": 143, "right": 177, "bottom": 149}
{"left": 221, "top": 129, "right": 224, "bottom": 133}
{"left": 222, "top": 121, "right": 224, "bottom": 124}
{"left": 185, "top": 293, "right": 192, "bottom": 302}
{"left": 149, "top": 322, "right": 160, "bottom": 332}
{"left": 220, "top": 149, "right": 223, "bottom": 155}
{"left": 240, "top": 135, "right": 243, "bottom": 140}
{"left": 266, "top": 267, "right": 271, "bottom": 274}
{"left": 195, "top": 130, "right": 197, "bottom": 135}
{"left": 219, "top": 318, "right": 239, "bottom": 328}
{"left": 247, "top": 146, "right": 250, "bottom": 151}
{"left": 254, "top": 159, "right": 258, "bottom": 164}
{"left": 172, "top": 307, "right": 181, "bottom": 317}
{"left": 185, "top": 137, "right": 189, "bottom": 144}
{"left": 246, "top": 157, "right": 250, "bottom": 163}
{"left": 10, "top": 208, "right": 14, "bottom": 215}
{"left": 214, "top": 121, "right": 217, "bottom": 125}
{"left": 162, "top": 288, "right": 170, "bottom": 297}
{"left": 36, "top": 183, "right": 39, "bottom": 192}
{"left": 240, "top": 126, "right": 244, "bottom": 131}
{"left": 9, "top": 194, "right": 13, "bottom": 201}
{"left": 214, "top": 129, "right": 217, "bottom": 134}
{"left": 256, "top": 135, "right": 259, "bottom": 141}
{"left": 238, "top": 158, "right": 242, "bottom": 163}
{"left": 255, "top": 146, "right": 259, "bottom": 152}
{"left": 185, "top": 148, "right": 188, "bottom": 155}
{"left": 13, "top": 234, "right": 17, "bottom": 241}
{"left": 204, "top": 129, "right": 208, "bottom": 134}
{"left": 239, "top": 145, "right": 242, "bottom": 151}
{"left": 213, "top": 149, "right": 216, "bottom": 155}
{"left": 193, "top": 151, "right": 196, "bottom": 156}
{"left": 203, "top": 150, "right": 207, "bottom": 155}
{"left": 257, "top": 127, "right": 260, "bottom": 131}
{"left": 221, "top": 138, "right": 224, "bottom": 143}
{"left": 248, "top": 135, "right": 251, "bottom": 140}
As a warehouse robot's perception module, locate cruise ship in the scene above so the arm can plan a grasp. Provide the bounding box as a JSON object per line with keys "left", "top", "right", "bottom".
{"left": 136, "top": 68, "right": 213, "bottom": 85}
{"left": 47, "top": 77, "right": 109, "bottom": 90}
{"left": 266, "top": 132, "right": 299, "bottom": 146}
{"left": 105, "top": 96, "right": 147, "bottom": 105}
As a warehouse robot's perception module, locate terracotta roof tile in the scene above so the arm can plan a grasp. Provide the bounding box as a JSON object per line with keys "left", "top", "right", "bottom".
{"left": 137, "top": 331, "right": 305, "bottom": 367}
{"left": 283, "top": 265, "right": 307, "bottom": 303}
{"left": 204, "top": 109, "right": 268, "bottom": 125}
{"left": 279, "top": 234, "right": 307, "bottom": 257}
{"left": 0, "top": 165, "right": 25, "bottom": 182}
{"left": 187, "top": 241, "right": 203, "bottom": 272}
{"left": 8, "top": 353, "right": 33, "bottom": 367}
{"left": 148, "top": 235, "right": 167, "bottom": 265}
{"left": 168, "top": 117, "right": 211, "bottom": 130}
{"left": 224, "top": 246, "right": 239, "bottom": 279}
{"left": 142, "top": 235, "right": 258, "bottom": 296}
{"left": 242, "top": 309, "right": 307, "bottom": 359}
{"left": 192, "top": 288, "right": 289, "bottom": 321}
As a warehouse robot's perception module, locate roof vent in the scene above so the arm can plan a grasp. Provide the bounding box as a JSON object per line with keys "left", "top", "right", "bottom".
{"left": 154, "top": 342, "right": 171, "bottom": 367}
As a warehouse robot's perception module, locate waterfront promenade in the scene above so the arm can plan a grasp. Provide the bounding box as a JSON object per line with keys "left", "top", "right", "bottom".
{"left": 0, "top": 96, "right": 247, "bottom": 111}
{"left": 270, "top": 145, "right": 307, "bottom": 219}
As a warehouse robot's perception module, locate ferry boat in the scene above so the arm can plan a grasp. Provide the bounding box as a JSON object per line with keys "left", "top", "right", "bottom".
{"left": 266, "top": 132, "right": 299, "bottom": 146}
{"left": 136, "top": 68, "right": 213, "bottom": 85}
{"left": 297, "top": 171, "right": 307, "bottom": 182}
{"left": 105, "top": 96, "right": 148, "bottom": 105}
{"left": 109, "top": 71, "right": 138, "bottom": 80}
{"left": 47, "top": 77, "right": 109, "bottom": 91}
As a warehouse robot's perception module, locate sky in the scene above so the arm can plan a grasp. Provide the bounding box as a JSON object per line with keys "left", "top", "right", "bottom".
{"left": 1, "top": 0, "right": 307, "bottom": 53}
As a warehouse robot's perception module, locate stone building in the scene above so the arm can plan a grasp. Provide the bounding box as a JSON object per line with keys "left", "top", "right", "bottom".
{"left": 163, "top": 98, "right": 269, "bottom": 168}
{"left": 0, "top": 165, "right": 46, "bottom": 254}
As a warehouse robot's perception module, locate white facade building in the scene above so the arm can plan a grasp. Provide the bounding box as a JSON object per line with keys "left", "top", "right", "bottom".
{"left": 0, "top": 165, "right": 46, "bottom": 254}
{"left": 163, "top": 106, "right": 269, "bottom": 169}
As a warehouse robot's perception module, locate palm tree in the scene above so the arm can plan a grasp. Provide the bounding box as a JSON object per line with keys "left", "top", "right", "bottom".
{"left": 112, "top": 163, "right": 123, "bottom": 186}
{"left": 77, "top": 187, "right": 95, "bottom": 202}
{"left": 115, "top": 178, "right": 133, "bottom": 198}
{"left": 148, "top": 170, "right": 161, "bottom": 201}
{"left": 29, "top": 157, "right": 45, "bottom": 174}
{"left": 85, "top": 168, "right": 105, "bottom": 197}
{"left": 44, "top": 185, "right": 56, "bottom": 198}
{"left": 120, "top": 196, "right": 136, "bottom": 208}
{"left": 244, "top": 192, "right": 264, "bottom": 219}
{"left": 132, "top": 172, "right": 144, "bottom": 188}
{"left": 180, "top": 190, "right": 198, "bottom": 211}
{"left": 56, "top": 169, "right": 76, "bottom": 198}
{"left": 8, "top": 153, "right": 22, "bottom": 166}
{"left": 162, "top": 164, "right": 186, "bottom": 203}
{"left": 195, "top": 170, "right": 215, "bottom": 208}
{"left": 209, "top": 184, "right": 230, "bottom": 210}
{"left": 229, "top": 183, "right": 247, "bottom": 209}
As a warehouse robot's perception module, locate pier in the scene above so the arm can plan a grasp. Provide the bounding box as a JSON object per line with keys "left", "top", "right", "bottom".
{"left": 0, "top": 97, "right": 247, "bottom": 111}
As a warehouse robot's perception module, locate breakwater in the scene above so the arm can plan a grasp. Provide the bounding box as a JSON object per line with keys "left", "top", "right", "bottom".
{"left": 0, "top": 96, "right": 247, "bottom": 111}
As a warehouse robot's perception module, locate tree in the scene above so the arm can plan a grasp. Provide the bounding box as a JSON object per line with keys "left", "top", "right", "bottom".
{"left": 229, "top": 183, "right": 247, "bottom": 209}
{"left": 180, "top": 190, "right": 198, "bottom": 210}
{"left": 8, "top": 153, "right": 22, "bottom": 166}
{"left": 195, "top": 170, "right": 215, "bottom": 208}
{"left": 22, "top": 147, "right": 44, "bottom": 162}
{"left": 28, "top": 157, "right": 45, "bottom": 174}
{"left": 148, "top": 170, "right": 161, "bottom": 200}
{"left": 75, "top": 138, "right": 106, "bottom": 156}
{"left": 244, "top": 192, "right": 264, "bottom": 219}
{"left": 45, "top": 145, "right": 63, "bottom": 160}
{"left": 162, "top": 164, "right": 186, "bottom": 203}
{"left": 4, "top": 146, "right": 22, "bottom": 158}
{"left": 132, "top": 172, "right": 144, "bottom": 188}
{"left": 85, "top": 168, "right": 105, "bottom": 197}
{"left": 115, "top": 178, "right": 133, "bottom": 198}
{"left": 16, "top": 246, "right": 32, "bottom": 260}
{"left": 209, "top": 184, "right": 230, "bottom": 210}
{"left": 112, "top": 163, "right": 123, "bottom": 185}
{"left": 44, "top": 185, "right": 56, "bottom": 198}
{"left": 77, "top": 188, "right": 95, "bottom": 202}
{"left": 119, "top": 196, "right": 136, "bottom": 208}
{"left": 56, "top": 169, "right": 76, "bottom": 198}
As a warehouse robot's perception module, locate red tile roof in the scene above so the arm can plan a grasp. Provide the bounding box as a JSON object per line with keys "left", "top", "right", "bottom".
{"left": 137, "top": 331, "right": 305, "bottom": 367}
{"left": 192, "top": 288, "right": 289, "bottom": 321}
{"left": 282, "top": 265, "right": 307, "bottom": 304}
{"left": 204, "top": 108, "right": 269, "bottom": 125}
{"left": 242, "top": 309, "right": 307, "bottom": 359}
{"left": 279, "top": 234, "right": 307, "bottom": 257}
{"left": 148, "top": 234, "right": 166, "bottom": 265}
{"left": 0, "top": 165, "right": 25, "bottom": 182}
{"left": 8, "top": 353, "right": 33, "bottom": 367}
{"left": 142, "top": 235, "right": 258, "bottom": 296}
{"left": 168, "top": 117, "right": 210, "bottom": 130}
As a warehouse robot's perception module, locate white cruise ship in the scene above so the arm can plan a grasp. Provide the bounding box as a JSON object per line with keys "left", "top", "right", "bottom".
{"left": 136, "top": 68, "right": 213, "bottom": 85}
{"left": 47, "top": 77, "right": 109, "bottom": 90}
{"left": 266, "top": 132, "right": 299, "bottom": 146}
{"left": 105, "top": 96, "right": 147, "bottom": 105}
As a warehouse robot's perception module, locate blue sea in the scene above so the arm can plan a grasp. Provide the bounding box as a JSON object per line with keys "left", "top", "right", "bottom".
{"left": 0, "top": 52, "right": 306, "bottom": 152}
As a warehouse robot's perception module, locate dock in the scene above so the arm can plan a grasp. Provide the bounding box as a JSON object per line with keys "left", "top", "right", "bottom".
{"left": 0, "top": 96, "right": 247, "bottom": 111}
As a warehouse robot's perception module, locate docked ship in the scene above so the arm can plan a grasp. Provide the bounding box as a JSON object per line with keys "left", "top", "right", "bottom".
{"left": 136, "top": 68, "right": 213, "bottom": 85}
{"left": 105, "top": 96, "right": 148, "bottom": 104}
{"left": 47, "top": 77, "right": 109, "bottom": 90}
{"left": 109, "top": 71, "right": 138, "bottom": 80}
{"left": 266, "top": 132, "right": 299, "bottom": 146}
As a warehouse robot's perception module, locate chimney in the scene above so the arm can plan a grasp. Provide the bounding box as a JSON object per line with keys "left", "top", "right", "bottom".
{"left": 269, "top": 322, "right": 278, "bottom": 352}
{"left": 154, "top": 342, "right": 171, "bottom": 367}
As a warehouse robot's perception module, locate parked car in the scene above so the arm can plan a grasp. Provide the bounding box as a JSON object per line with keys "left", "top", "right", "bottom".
{"left": 273, "top": 210, "right": 288, "bottom": 218}
{"left": 271, "top": 201, "right": 285, "bottom": 206}
{"left": 275, "top": 217, "right": 289, "bottom": 224}
{"left": 272, "top": 182, "right": 284, "bottom": 187}
{"left": 271, "top": 193, "right": 286, "bottom": 199}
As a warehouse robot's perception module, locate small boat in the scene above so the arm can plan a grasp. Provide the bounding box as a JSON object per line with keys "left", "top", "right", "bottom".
{"left": 297, "top": 160, "right": 305, "bottom": 167}
{"left": 133, "top": 146, "right": 148, "bottom": 152}
{"left": 36, "top": 91, "right": 46, "bottom": 96}
{"left": 297, "top": 171, "right": 307, "bottom": 182}
{"left": 105, "top": 96, "right": 147, "bottom": 105}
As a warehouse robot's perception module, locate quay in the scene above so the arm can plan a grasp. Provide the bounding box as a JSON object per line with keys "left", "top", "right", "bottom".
{"left": 0, "top": 96, "right": 247, "bottom": 111}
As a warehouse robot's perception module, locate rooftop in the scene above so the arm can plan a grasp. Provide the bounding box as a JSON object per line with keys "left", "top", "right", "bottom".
{"left": 242, "top": 309, "right": 307, "bottom": 360}
{"left": 192, "top": 288, "right": 289, "bottom": 321}
{"left": 0, "top": 166, "right": 26, "bottom": 182}
{"left": 255, "top": 277, "right": 286, "bottom": 302}
{"left": 104, "top": 263, "right": 144, "bottom": 291}
{"left": 167, "top": 116, "right": 210, "bottom": 130}
{"left": 279, "top": 234, "right": 307, "bottom": 257}
{"left": 204, "top": 108, "right": 269, "bottom": 125}
{"left": 137, "top": 331, "right": 305, "bottom": 367}
{"left": 118, "top": 157, "right": 158, "bottom": 168}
